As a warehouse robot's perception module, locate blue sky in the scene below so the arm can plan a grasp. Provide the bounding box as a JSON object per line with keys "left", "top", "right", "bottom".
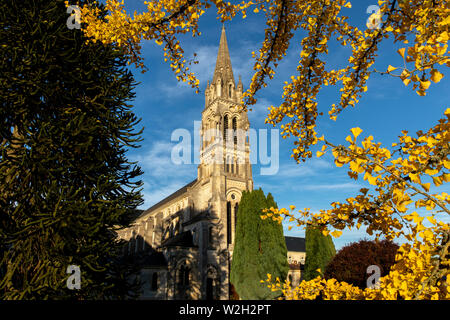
{"left": 116, "top": 0, "right": 449, "bottom": 250}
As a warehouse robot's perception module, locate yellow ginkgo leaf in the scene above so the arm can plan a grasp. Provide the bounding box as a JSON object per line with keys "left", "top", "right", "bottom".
{"left": 432, "top": 176, "right": 442, "bottom": 186}
{"left": 331, "top": 230, "right": 343, "bottom": 238}
{"left": 387, "top": 65, "right": 397, "bottom": 73}
{"left": 350, "top": 127, "right": 363, "bottom": 139}
{"left": 416, "top": 90, "right": 426, "bottom": 96}
{"left": 420, "top": 80, "right": 431, "bottom": 90}
{"left": 345, "top": 135, "right": 353, "bottom": 143}
{"left": 430, "top": 69, "right": 443, "bottom": 83}
{"left": 397, "top": 48, "right": 406, "bottom": 58}
{"left": 426, "top": 216, "right": 437, "bottom": 225}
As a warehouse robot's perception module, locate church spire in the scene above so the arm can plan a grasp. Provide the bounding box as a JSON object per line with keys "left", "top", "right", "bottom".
{"left": 212, "top": 24, "right": 235, "bottom": 88}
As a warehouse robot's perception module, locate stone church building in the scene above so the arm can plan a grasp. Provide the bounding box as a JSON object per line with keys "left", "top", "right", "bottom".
{"left": 117, "top": 26, "right": 305, "bottom": 300}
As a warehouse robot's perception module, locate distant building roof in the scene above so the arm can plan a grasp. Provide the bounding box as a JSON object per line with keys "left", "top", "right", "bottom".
{"left": 285, "top": 236, "right": 306, "bottom": 252}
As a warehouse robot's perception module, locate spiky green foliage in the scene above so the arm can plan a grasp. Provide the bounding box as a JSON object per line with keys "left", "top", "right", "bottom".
{"left": 0, "top": 0, "right": 144, "bottom": 299}
{"left": 231, "top": 189, "right": 289, "bottom": 300}
{"left": 303, "top": 225, "right": 336, "bottom": 281}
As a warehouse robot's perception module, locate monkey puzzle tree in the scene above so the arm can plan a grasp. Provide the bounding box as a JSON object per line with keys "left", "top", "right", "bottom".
{"left": 80, "top": 0, "right": 449, "bottom": 299}
{"left": 231, "top": 189, "right": 289, "bottom": 300}
{"left": 0, "top": 0, "right": 143, "bottom": 299}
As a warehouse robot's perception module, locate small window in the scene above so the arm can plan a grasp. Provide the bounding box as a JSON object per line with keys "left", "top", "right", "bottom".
{"left": 232, "top": 117, "right": 237, "bottom": 145}
{"left": 179, "top": 265, "right": 190, "bottom": 287}
{"left": 223, "top": 115, "right": 228, "bottom": 142}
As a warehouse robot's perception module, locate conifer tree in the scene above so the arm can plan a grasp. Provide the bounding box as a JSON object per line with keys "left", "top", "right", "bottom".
{"left": 303, "top": 225, "right": 336, "bottom": 281}
{"left": 0, "top": 0, "right": 143, "bottom": 299}
{"left": 230, "top": 189, "right": 289, "bottom": 300}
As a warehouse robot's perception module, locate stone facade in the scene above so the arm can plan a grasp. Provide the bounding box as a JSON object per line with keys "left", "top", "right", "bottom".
{"left": 117, "top": 26, "right": 305, "bottom": 300}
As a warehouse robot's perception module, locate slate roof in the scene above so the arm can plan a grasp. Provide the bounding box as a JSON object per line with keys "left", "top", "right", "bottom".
{"left": 161, "top": 231, "right": 197, "bottom": 248}
{"left": 141, "top": 179, "right": 197, "bottom": 216}
{"left": 182, "top": 209, "right": 212, "bottom": 227}
{"left": 285, "top": 236, "right": 306, "bottom": 252}
{"left": 139, "top": 251, "right": 168, "bottom": 267}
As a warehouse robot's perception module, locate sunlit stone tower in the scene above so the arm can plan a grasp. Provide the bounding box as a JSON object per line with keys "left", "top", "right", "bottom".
{"left": 117, "top": 25, "right": 253, "bottom": 300}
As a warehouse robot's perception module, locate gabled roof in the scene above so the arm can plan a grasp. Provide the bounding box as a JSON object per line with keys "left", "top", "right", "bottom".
{"left": 285, "top": 236, "right": 306, "bottom": 252}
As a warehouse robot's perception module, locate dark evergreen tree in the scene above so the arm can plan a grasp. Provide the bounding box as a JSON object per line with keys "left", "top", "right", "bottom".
{"left": 0, "top": 0, "right": 143, "bottom": 299}
{"left": 230, "top": 189, "right": 289, "bottom": 300}
{"left": 303, "top": 225, "right": 336, "bottom": 281}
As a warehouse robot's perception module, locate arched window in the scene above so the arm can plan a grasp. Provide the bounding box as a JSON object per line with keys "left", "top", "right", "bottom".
{"left": 179, "top": 264, "right": 190, "bottom": 287}
{"left": 223, "top": 115, "right": 228, "bottom": 142}
{"left": 236, "top": 158, "right": 239, "bottom": 175}
{"left": 169, "top": 223, "right": 174, "bottom": 237}
{"left": 228, "top": 84, "right": 232, "bottom": 97}
{"left": 174, "top": 220, "right": 180, "bottom": 236}
{"left": 164, "top": 226, "right": 170, "bottom": 240}
{"left": 137, "top": 236, "right": 144, "bottom": 252}
{"left": 206, "top": 266, "right": 219, "bottom": 300}
{"left": 151, "top": 272, "right": 158, "bottom": 291}
{"left": 234, "top": 203, "right": 239, "bottom": 230}
{"left": 232, "top": 117, "right": 237, "bottom": 145}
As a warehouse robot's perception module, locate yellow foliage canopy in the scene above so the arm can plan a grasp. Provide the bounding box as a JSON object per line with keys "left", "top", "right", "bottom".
{"left": 79, "top": 0, "right": 450, "bottom": 300}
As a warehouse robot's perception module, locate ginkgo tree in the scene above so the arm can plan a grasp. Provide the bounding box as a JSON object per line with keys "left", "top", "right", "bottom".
{"left": 78, "top": 0, "right": 449, "bottom": 299}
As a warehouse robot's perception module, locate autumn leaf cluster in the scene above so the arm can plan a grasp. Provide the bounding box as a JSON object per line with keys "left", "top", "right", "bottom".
{"left": 79, "top": 0, "right": 449, "bottom": 299}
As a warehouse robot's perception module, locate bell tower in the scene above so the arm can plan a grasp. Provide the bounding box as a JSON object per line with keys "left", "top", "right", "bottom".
{"left": 198, "top": 25, "right": 252, "bottom": 185}
{"left": 197, "top": 25, "right": 253, "bottom": 272}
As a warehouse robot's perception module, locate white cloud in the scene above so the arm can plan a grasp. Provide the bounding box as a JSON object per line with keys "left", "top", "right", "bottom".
{"left": 247, "top": 97, "right": 274, "bottom": 124}
{"left": 298, "top": 182, "right": 361, "bottom": 191}
{"left": 140, "top": 179, "right": 194, "bottom": 209}
{"left": 130, "top": 140, "right": 197, "bottom": 209}
{"left": 266, "top": 158, "right": 333, "bottom": 179}
{"left": 131, "top": 141, "right": 196, "bottom": 179}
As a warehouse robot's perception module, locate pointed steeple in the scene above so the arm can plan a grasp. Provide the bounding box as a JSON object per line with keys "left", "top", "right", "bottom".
{"left": 237, "top": 75, "right": 243, "bottom": 91}
{"left": 212, "top": 24, "right": 235, "bottom": 88}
